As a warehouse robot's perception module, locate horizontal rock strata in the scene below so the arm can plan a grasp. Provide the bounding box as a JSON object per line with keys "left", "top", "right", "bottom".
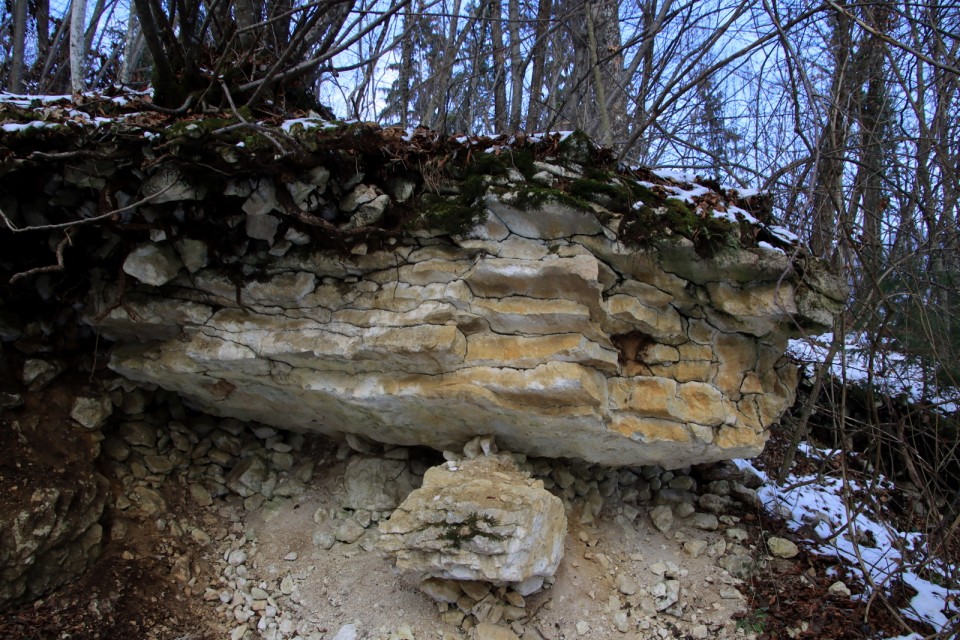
{"left": 0, "top": 117, "right": 846, "bottom": 467}
{"left": 101, "top": 202, "right": 841, "bottom": 467}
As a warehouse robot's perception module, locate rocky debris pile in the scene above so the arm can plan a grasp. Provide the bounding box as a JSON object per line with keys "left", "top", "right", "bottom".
{"left": 3, "top": 352, "right": 805, "bottom": 640}
{"left": 92, "top": 376, "right": 782, "bottom": 640}
{"left": 378, "top": 437, "right": 566, "bottom": 620}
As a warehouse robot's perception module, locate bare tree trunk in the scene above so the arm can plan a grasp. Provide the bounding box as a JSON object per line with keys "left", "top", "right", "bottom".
{"left": 490, "top": 0, "right": 508, "bottom": 132}
{"left": 507, "top": 0, "right": 523, "bottom": 130}
{"left": 810, "top": 9, "right": 855, "bottom": 261}
{"left": 396, "top": 8, "right": 416, "bottom": 129}
{"left": 526, "top": 0, "right": 552, "bottom": 131}
{"left": 422, "top": 0, "right": 462, "bottom": 130}
{"left": 585, "top": 2, "right": 612, "bottom": 145}
{"left": 36, "top": 0, "right": 50, "bottom": 54}
{"left": 120, "top": 7, "right": 144, "bottom": 85}
{"left": 10, "top": 0, "right": 29, "bottom": 92}
{"left": 235, "top": 0, "right": 260, "bottom": 51}
{"left": 594, "top": 0, "right": 624, "bottom": 140}
{"left": 70, "top": 0, "right": 88, "bottom": 94}
{"left": 853, "top": 4, "right": 893, "bottom": 289}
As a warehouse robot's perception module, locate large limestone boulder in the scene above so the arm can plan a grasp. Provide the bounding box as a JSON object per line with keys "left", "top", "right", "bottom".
{"left": 377, "top": 452, "right": 565, "bottom": 594}
{"left": 101, "top": 198, "right": 843, "bottom": 466}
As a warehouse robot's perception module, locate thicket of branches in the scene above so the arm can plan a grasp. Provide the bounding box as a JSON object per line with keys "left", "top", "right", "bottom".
{"left": 2, "top": 0, "right": 960, "bottom": 630}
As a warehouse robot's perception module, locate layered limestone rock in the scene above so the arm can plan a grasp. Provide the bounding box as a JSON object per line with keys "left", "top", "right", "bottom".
{"left": 377, "top": 447, "right": 566, "bottom": 594}
{"left": 98, "top": 196, "right": 842, "bottom": 467}
{"left": 0, "top": 113, "right": 846, "bottom": 467}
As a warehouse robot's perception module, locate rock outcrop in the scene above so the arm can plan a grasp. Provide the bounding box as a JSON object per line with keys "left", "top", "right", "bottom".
{"left": 99, "top": 196, "right": 843, "bottom": 467}
{"left": 0, "top": 112, "right": 847, "bottom": 468}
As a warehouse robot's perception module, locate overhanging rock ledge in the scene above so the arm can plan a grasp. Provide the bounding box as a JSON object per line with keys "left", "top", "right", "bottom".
{"left": 0, "top": 112, "right": 847, "bottom": 468}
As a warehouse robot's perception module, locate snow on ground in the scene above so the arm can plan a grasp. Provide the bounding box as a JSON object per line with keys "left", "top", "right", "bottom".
{"left": 788, "top": 333, "right": 960, "bottom": 413}
{"left": 735, "top": 449, "right": 957, "bottom": 636}
{"left": 776, "top": 334, "right": 959, "bottom": 633}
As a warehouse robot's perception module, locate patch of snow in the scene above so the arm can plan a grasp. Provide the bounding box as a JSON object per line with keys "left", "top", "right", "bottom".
{"left": 736, "top": 443, "right": 957, "bottom": 636}
{"left": 651, "top": 168, "right": 698, "bottom": 183}
{"left": 726, "top": 205, "right": 759, "bottom": 225}
{"left": 754, "top": 455, "right": 956, "bottom": 633}
{"left": 712, "top": 209, "right": 739, "bottom": 223}
{"left": 280, "top": 117, "right": 329, "bottom": 133}
{"left": 757, "top": 240, "right": 786, "bottom": 254}
{"left": 768, "top": 225, "right": 799, "bottom": 244}
{"left": 2, "top": 120, "right": 61, "bottom": 132}
{"left": 665, "top": 184, "right": 711, "bottom": 204}
{"left": 788, "top": 333, "right": 960, "bottom": 411}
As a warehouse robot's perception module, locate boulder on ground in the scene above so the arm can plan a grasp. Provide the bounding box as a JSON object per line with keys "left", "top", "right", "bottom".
{"left": 378, "top": 450, "right": 565, "bottom": 594}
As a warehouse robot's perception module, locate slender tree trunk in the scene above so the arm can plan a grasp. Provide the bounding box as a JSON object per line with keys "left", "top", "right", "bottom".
{"left": 396, "top": 8, "right": 416, "bottom": 128}
{"left": 490, "top": 0, "right": 508, "bottom": 132}
{"left": 585, "top": 2, "right": 612, "bottom": 145}
{"left": 594, "top": 0, "right": 624, "bottom": 140}
{"left": 120, "top": 7, "right": 144, "bottom": 84}
{"left": 853, "top": 4, "right": 892, "bottom": 290}
{"left": 235, "top": 0, "right": 260, "bottom": 51}
{"left": 810, "top": 9, "right": 855, "bottom": 261}
{"left": 422, "top": 0, "right": 462, "bottom": 129}
{"left": 70, "top": 0, "right": 88, "bottom": 94}
{"left": 507, "top": 0, "right": 523, "bottom": 130}
{"left": 10, "top": 0, "right": 29, "bottom": 92}
{"left": 526, "top": 0, "right": 552, "bottom": 131}
{"left": 36, "top": 0, "right": 50, "bottom": 55}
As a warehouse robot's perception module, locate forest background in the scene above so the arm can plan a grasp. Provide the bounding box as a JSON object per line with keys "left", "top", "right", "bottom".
{"left": 2, "top": 0, "right": 960, "bottom": 623}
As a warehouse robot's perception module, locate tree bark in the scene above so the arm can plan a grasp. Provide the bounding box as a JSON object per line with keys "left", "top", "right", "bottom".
{"left": 526, "top": 0, "right": 552, "bottom": 131}
{"left": 810, "top": 8, "right": 855, "bottom": 261}
{"left": 10, "top": 0, "right": 29, "bottom": 92}
{"left": 507, "top": 0, "right": 523, "bottom": 130}
{"left": 70, "top": 0, "right": 88, "bottom": 94}
{"left": 120, "top": 6, "right": 144, "bottom": 85}
{"left": 396, "top": 8, "right": 416, "bottom": 128}
{"left": 491, "top": 0, "right": 508, "bottom": 132}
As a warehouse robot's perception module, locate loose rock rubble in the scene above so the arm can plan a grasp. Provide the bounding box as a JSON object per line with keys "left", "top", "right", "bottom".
{"left": 2, "top": 364, "right": 801, "bottom": 639}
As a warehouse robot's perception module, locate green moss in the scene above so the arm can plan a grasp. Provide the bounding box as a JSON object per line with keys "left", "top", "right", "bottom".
{"left": 568, "top": 177, "right": 633, "bottom": 212}
{"left": 509, "top": 183, "right": 592, "bottom": 212}
{"left": 464, "top": 152, "right": 509, "bottom": 177}
{"left": 165, "top": 114, "right": 244, "bottom": 138}
{"left": 555, "top": 130, "right": 597, "bottom": 165}
{"left": 620, "top": 198, "right": 737, "bottom": 257}
{"left": 501, "top": 148, "right": 537, "bottom": 178}
{"left": 460, "top": 174, "right": 491, "bottom": 203}
{"left": 410, "top": 193, "right": 487, "bottom": 236}
{"left": 427, "top": 512, "right": 505, "bottom": 550}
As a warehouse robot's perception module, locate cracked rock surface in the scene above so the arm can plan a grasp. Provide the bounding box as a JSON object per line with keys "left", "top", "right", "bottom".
{"left": 101, "top": 192, "right": 840, "bottom": 467}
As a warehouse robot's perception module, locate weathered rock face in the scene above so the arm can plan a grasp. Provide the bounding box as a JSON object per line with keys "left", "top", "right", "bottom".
{"left": 98, "top": 195, "right": 842, "bottom": 467}
{"left": 0, "top": 117, "right": 845, "bottom": 468}
{"left": 377, "top": 451, "right": 566, "bottom": 592}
